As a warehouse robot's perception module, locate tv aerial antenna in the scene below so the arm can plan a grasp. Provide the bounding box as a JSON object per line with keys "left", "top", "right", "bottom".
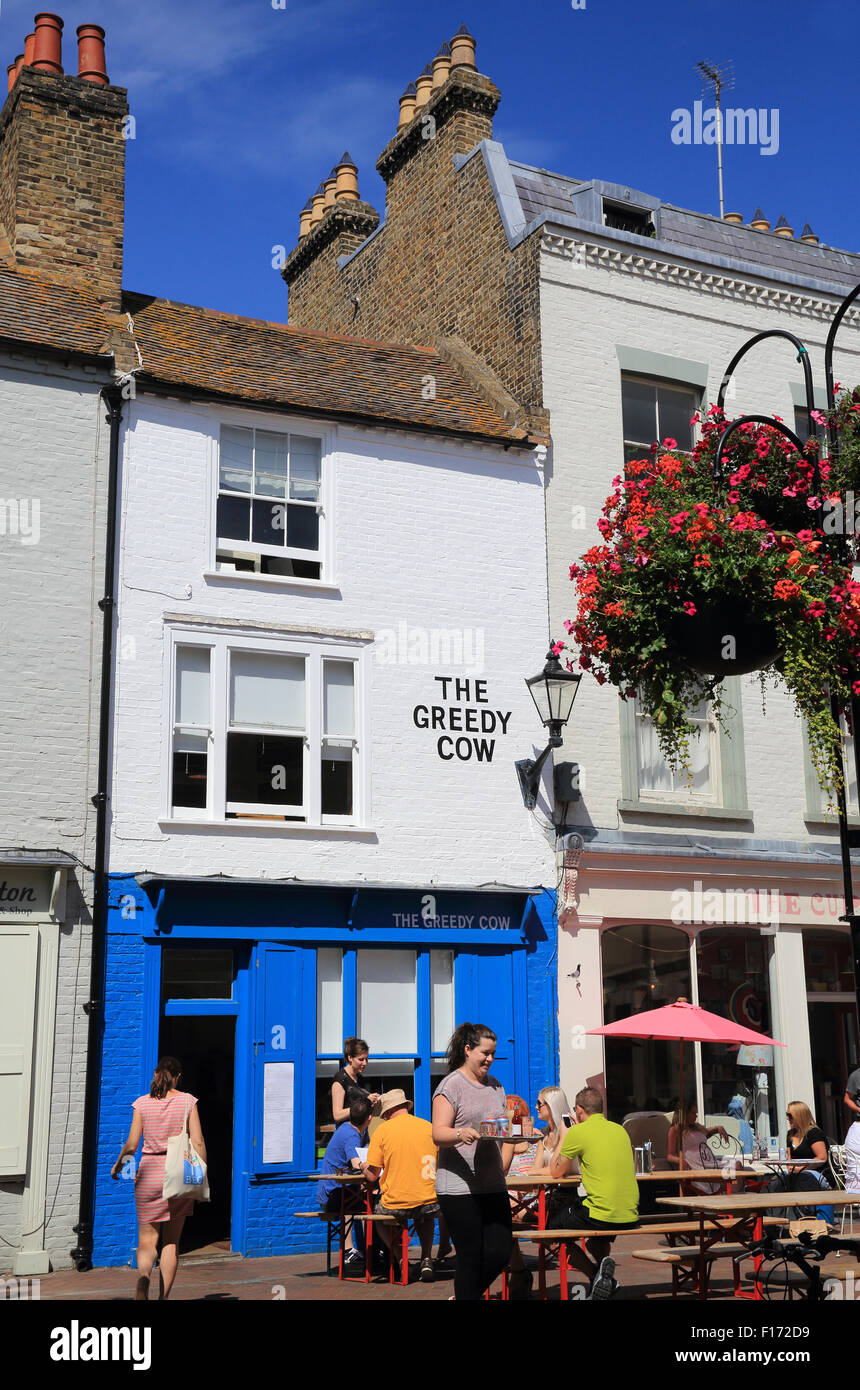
{"left": 695, "top": 60, "right": 735, "bottom": 218}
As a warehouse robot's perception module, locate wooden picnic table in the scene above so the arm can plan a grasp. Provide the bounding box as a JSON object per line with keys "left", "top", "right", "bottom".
{"left": 503, "top": 1168, "right": 754, "bottom": 1298}
{"left": 657, "top": 1191, "right": 860, "bottom": 1301}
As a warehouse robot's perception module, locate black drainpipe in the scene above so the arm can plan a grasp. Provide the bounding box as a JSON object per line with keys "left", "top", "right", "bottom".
{"left": 71, "top": 382, "right": 123, "bottom": 1271}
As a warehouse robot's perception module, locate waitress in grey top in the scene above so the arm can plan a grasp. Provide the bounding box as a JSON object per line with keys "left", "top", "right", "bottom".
{"left": 431, "top": 1021, "right": 513, "bottom": 1301}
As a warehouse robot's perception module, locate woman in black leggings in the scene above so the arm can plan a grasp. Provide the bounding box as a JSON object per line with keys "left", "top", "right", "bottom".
{"left": 432, "top": 1022, "right": 513, "bottom": 1300}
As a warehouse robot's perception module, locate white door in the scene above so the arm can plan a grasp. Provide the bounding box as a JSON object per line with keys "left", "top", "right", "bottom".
{"left": 0, "top": 926, "right": 38, "bottom": 1175}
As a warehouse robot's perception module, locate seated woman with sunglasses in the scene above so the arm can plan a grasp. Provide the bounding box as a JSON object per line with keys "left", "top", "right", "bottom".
{"left": 768, "top": 1101, "right": 833, "bottom": 1223}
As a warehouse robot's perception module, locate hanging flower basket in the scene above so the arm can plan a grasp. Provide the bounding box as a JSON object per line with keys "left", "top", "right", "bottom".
{"left": 564, "top": 400, "right": 860, "bottom": 795}
{"left": 669, "top": 597, "right": 782, "bottom": 678}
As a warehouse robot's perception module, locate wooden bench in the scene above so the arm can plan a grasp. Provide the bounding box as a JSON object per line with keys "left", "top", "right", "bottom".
{"left": 509, "top": 1219, "right": 785, "bottom": 1301}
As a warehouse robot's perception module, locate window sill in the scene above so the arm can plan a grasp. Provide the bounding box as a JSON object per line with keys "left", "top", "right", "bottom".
{"left": 158, "top": 818, "right": 376, "bottom": 837}
{"left": 804, "top": 813, "right": 860, "bottom": 829}
{"left": 618, "top": 799, "right": 752, "bottom": 821}
{"left": 203, "top": 570, "right": 340, "bottom": 594}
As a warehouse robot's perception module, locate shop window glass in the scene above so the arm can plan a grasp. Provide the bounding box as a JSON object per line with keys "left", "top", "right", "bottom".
{"left": 804, "top": 929, "right": 859, "bottom": 1143}
{"left": 430, "top": 950, "right": 455, "bottom": 1052}
{"left": 697, "top": 929, "right": 776, "bottom": 1141}
{"left": 316, "top": 948, "right": 343, "bottom": 1054}
{"left": 357, "top": 949, "right": 417, "bottom": 1054}
{"left": 601, "top": 923, "right": 691, "bottom": 1122}
{"left": 161, "top": 949, "right": 233, "bottom": 1000}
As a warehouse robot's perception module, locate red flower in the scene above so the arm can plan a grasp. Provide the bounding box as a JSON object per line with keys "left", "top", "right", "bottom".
{"left": 683, "top": 601, "right": 697, "bottom": 615}
{"left": 774, "top": 580, "right": 801, "bottom": 600}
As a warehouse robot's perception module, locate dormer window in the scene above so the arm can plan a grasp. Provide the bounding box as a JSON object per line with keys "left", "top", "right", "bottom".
{"left": 603, "top": 200, "right": 655, "bottom": 238}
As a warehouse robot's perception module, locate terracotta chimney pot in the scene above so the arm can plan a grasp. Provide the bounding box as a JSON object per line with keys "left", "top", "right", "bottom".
{"left": 750, "top": 208, "right": 770, "bottom": 231}
{"left": 11, "top": 54, "right": 25, "bottom": 85}
{"left": 23, "top": 33, "right": 37, "bottom": 67}
{"left": 414, "top": 64, "right": 433, "bottom": 109}
{"left": 449, "top": 23, "right": 476, "bottom": 70}
{"left": 774, "top": 214, "right": 793, "bottom": 238}
{"left": 7, "top": 62, "right": 18, "bottom": 93}
{"left": 323, "top": 168, "right": 338, "bottom": 208}
{"left": 432, "top": 42, "right": 451, "bottom": 88}
{"left": 800, "top": 223, "right": 819, "bottom": 246}
{"left": 299, "top": 201, "right": 313, "bottom": 240}
{"left": 32, "top": 12, "right": 64, "bottom": 75}
{"left": 310, "top": 183, "right": 326, "bottom": 227}
{"left": 398, "top": 81, "right": 417, "bottom": 129}
{"left": 334, "top": 151, "right": 359, "bottom": 201}
{"left": 77, "top": 23, "right": 108, "bottom": 84}
{"left": 723, "top": 211, "right": 744, "bottom": 223}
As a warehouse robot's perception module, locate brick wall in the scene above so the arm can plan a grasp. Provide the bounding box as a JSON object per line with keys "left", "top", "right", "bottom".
{"left": 0, "top": 71, "right": 128, "bottom": 308}
{"left": 284, "top": 68, "right": 544, "bottom": 420}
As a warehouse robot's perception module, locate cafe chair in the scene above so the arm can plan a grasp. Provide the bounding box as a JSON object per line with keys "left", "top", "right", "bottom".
{"left": 828, "top": 1145, "right": 859, "bottom": 1236}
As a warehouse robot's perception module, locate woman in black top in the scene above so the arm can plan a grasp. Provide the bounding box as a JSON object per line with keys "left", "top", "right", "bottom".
{"left": 331, "top": 1037, "right": 380, "bottom": 1124}
{"left": 786, "top": 1101, "right": 828, "bottom": 1162}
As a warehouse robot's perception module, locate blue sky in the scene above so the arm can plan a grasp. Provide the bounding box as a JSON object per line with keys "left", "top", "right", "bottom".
{"left": 1, "top": 0, "right": 856, "bottom": 322}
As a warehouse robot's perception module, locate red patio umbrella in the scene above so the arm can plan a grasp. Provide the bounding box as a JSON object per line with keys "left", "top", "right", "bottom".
{"left": 588, "top": 999, "right": 785, "bottom": 1166}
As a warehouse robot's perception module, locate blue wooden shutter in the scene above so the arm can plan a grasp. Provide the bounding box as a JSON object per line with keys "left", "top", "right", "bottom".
{"left": 454, "top": 947, "right": 527, "bottom": 1099}
{"left": 252, "top": 944, "right": 308, "bottom": 1174}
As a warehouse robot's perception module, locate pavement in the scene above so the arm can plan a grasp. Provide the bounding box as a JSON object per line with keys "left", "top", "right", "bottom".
{"left": 3, "top": 1237, "right": 740, "bottom": 1302}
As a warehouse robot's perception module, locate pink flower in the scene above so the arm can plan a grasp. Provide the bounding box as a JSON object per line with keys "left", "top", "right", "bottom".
{"left": 662, "top": 437, "right": 678, "bottom": 450}
{"left": 810, "top": 410, "right": 827, "bottom": 425}
{"left": 683, "top": 601, "right": 697, "bottom": 616}
{"left": 632, "top": 524, "right": 650, "bottom": 540}
{"left": 634, "top": 552, "right": 650, "bottom": 566}
{"left": 551, "top": 640, "right": 565, "bottom": 656}
{"left": 782, "top": 487, "right": 797, "bottom": 498}
{"left": 727, "top": 491, "right": 740, "bottom": 503}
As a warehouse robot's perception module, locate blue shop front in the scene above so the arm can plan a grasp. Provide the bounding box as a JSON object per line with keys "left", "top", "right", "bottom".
{"left": 93, "top": 874, "right": 558, "bottom": 1264}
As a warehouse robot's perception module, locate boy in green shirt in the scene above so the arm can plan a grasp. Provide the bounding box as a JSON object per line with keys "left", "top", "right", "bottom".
{"left": 549, "top": 1087, "right": 639, "bottom": 1298}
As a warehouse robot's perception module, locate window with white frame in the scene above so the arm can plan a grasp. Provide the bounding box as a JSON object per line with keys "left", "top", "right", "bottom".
{"left": 804, "top": 713, "right": 860, "bottom": 819}
{"left": 314, "top": 946, "right": 455, "bottom": 1134}
{"left": 168, "top": 634, "right": 362, "bottom": 824}
{"left": 635, "top": 696, "right": 721, "bottom": 804}
{"left": 793, "top": 406, "right": 827, "bottom": 449}
{"left": 215, "top": 424, "right": 324, "bottom": 579}
{"left": 621, "top": 376, "right": 699, "bottom": 466}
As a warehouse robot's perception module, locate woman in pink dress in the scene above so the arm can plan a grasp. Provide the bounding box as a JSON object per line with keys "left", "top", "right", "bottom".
{"left": 111, "top": 1056, "right": 207, "bottom": 1300}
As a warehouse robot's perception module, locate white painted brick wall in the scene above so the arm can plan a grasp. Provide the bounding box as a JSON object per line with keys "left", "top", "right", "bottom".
{"left": 541, "top": 251, "right": 860, "bottom": 842}
{"left": 109, "top": 398, "right": 555, "bottom": 890}
{"left": 0, "top": 352, "right": 111, "bottom": 1270}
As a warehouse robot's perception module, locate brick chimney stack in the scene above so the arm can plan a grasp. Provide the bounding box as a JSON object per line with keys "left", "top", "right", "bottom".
{"left": 0, "top": 12, "right": 129, "bottom": 308}
{"left": 282, "top": 27, "right": 546, "bottom": 430}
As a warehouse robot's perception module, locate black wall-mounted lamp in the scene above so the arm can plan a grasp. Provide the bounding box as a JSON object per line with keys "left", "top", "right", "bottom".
{"left": 515, "top": 649, "right": 581, "bottom": 809}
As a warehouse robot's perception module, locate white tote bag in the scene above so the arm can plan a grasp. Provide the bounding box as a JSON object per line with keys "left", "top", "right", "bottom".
{"left": 163, "top": 1101, "right": 210, "bottom": 1202}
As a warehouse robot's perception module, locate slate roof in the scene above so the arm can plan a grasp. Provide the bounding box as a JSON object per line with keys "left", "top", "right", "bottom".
{"left": 0, "top": 267, "right": 534, "bottom": 446}
{"left": 509, "top": 161, "right": 860, "bottom": 291}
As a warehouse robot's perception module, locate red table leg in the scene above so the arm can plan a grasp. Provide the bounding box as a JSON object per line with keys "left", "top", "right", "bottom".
{"left": 538, "top": 1187, "right": 547, "bottom": 1300}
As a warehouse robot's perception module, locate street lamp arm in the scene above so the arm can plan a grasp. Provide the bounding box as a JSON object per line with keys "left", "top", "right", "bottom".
{"left": 712, "top": 414, "right": 809, "bottom": 490}
{"left": 717, "top": 329, "right": 814, "bottom": 418}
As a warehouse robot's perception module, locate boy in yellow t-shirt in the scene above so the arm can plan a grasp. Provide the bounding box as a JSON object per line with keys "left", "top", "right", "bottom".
{"left": 364, "top": 1089, "right": 440, "bottom": 1281}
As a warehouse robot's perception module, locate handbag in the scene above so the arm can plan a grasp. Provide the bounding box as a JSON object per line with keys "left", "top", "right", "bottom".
{"left": 163, "top": 1101, "right": 210, "bottom": 1202}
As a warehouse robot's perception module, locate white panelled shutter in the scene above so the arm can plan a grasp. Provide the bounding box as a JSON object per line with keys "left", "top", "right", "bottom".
{"left": 0, "top": 926, "right": 38, "bottom": 1175}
